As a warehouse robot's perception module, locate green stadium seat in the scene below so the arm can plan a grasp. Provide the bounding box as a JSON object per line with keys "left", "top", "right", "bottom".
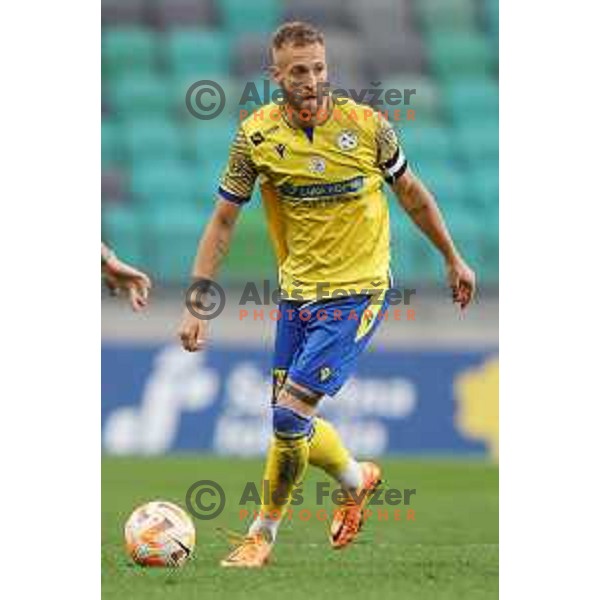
{"left": 454, "top": 121, "right": 499, "bottom": 168}
{"left": 193, "top": 120, "right": 237, "bottom": 164}
{"left": 444, "top": 78, "right": 498, "bottom": 124}
{"left": 196, "top": 155, "right": 228, "bottom": 205}
{"left": 142, "top": 207, "right": 206, "bottom": 284}
{"left": 427, "top": 32, "right": 494, "bottom": 80}
{"left": 468, "top": 164, "right": 499, "bottom": 212}
{"left": 478, "top": 227, "right": 499, "bottom": 284}
{"left": 164, "top": 29, "right": 231, "bottom": 79}
{"left": 414, "top": 0, "right": 478, "bottom": 32}
{"left": 172, "top": 75, "right": 239, "bottom": 123}
{"left": 130, "top": 159, "right": 200, "bottom": 207}
{"left": 382, "top": 75, "right": 441, "bottom": 123}
{"left": 102, "top": 204, "right": 145, "bottom": 268}
{"left": 102, "top": 28, "right": 157, "bottom": 78}
{"left": 122, "top": 118, "right": 187, "bottom": 162}
{"left": 220, "top": 0, "right": 282, "bottom": 34}
{"left": 401, "top": 124, "right": 453, "bottom": 168}
{"left": 390, "top": 194, "right": 450, "bottom": 284}
{"left": 415, "top": 162, "right": 469, "bottom": 208}
{"left": 102, "top": 120, "right": 122, "bottom": 165}
{"left": 109, "top": 74, "right": 175, "bottom": 118}
{"left": 484, "top": 0, "right": 500, "bottom": 38}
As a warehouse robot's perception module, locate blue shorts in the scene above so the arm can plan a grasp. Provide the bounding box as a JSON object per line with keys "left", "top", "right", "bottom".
{"left": 272, "top": 292, "right": 390, "bottom": 398}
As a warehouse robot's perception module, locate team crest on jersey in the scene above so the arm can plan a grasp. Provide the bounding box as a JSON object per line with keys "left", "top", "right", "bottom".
{"left": 337, "top": 130, "right": 358, "bottom": 151}
{"left": 308, "top": 156, "right": 326, "bottom": 173}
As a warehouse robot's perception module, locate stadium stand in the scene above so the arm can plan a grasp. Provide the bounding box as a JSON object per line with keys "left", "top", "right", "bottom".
{"left": 101, "top": 0, "right": 498, "bottom": 286}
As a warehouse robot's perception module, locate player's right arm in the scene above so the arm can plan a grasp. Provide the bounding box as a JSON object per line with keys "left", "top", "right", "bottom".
{"left": 178, "top": 127, "right": 258, "bottom": 352}
{"left": 178, "top": 200, "right": 242, "bottom": 351}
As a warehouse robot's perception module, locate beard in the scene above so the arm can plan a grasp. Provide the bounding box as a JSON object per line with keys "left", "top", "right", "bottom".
{"left": 281, "top": 81, "right": 328, "bottom": 116}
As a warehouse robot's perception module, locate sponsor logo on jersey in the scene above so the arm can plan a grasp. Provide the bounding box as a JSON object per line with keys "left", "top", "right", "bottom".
{"left": 278, "top": 175, "right": 364, "bottom": 200}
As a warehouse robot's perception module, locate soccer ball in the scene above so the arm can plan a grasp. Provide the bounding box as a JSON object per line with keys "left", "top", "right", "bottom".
{"left": 124, "top": 501, "right": 195, "bottom": 567}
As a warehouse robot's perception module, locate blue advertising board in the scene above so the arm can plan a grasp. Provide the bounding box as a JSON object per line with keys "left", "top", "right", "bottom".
{"left": 102, "top": 343, "right": 498, "bottom": 458}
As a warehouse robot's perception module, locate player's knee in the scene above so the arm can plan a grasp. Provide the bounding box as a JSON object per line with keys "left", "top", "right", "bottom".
{"left": 272, "top": 405, "right": 313, "bottom": 439}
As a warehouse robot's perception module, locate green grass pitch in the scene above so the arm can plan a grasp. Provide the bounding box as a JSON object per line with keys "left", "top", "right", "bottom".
{"left": 102, "top": 457, "right": 498, "bottom": 599}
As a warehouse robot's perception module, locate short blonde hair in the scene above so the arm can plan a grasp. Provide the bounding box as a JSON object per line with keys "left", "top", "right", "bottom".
{"left": 271, "top": 21, "right": 324, "bottom": 58}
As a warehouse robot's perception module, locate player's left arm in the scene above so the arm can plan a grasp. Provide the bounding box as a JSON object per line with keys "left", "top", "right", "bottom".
{"left": 392, "top": 170, "right": 475, "bottom": 309}
{"left": 375, "top": 117, "right": 475, "bottom": 309}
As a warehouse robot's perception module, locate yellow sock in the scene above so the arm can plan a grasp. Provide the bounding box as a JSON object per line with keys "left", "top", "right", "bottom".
{"left": 261, "top": 435, "right": 309, "bottom": 517}
{"left": 308, "top": 417, "right": 352, "bottom": 480}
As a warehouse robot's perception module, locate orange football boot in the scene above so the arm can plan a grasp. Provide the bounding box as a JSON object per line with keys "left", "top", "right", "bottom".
{"left": 220, "top": 532, "right": 273, "bottom": 568}
{"left": 329, "top": 461, "right": 382, "bottom": 549}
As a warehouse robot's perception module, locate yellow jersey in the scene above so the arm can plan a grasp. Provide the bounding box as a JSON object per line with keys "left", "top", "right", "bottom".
{"left": 218, "top": 99, "right": 407, "bottom": 300}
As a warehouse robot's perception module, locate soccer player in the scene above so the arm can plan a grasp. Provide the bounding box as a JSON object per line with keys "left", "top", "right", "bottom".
{"left": 178, "top": 22, "right": 476, "bottom": 567}
{"left": 101, "top": 242, "right": 151, "bottom": 311}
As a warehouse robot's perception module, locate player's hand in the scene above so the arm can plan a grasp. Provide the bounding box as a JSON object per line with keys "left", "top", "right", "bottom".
{"left": 178, "top": 310, "right": 209, "bottom": 352}
{"left": 103, "top": 255, "right": 151, "bottom": 311}
{"left": 446, "top": 256, "right": 476, "bottom": 310}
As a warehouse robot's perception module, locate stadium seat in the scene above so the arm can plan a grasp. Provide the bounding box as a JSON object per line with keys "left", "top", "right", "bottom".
{"left": 427, "top": 32, "right": 494, "bottom": 80}
{"left": 109, "top": 74, "right": 175, "bottom": 118}
{"left": 389, "top": 208, "right": 443, "bottom": 283}
{"left": 231, "top": 35, "right": 272, "bottom": 78}
{"left": 454, "top": 121, "right": 499, "bottom": 168}
{"left": 193, "top": 120, "right": 237, "bottom": 164}
{"left": 483, "top": 0, "right": 500, "bottom": 40}
{"left": 478, "top": 227, "right": 499, "bottom": 284}
{"left": 220, "top": 0, "right": 282, "bottom": 34}
{"left": 414, "top": 0, "right": 478, "bottom": 32}
{"left": 347, "top": 0, "right": 414, "bottom": 39}
{"left": 467, "top": 164, "right": 499, "bottom": 212}
{"left": 414, "top": 162, "right": 469, "bottom": 207}
{"left": 444, "top": 78, "right": 498, "bottom": 124}
{"left": 142, "top": 207, "right": 206, "bottom": 283}
{"left": 151, "top": 0, "right": 219, "bottom": 29}
{"left": 102, "top": 204, "right": 145, "bottom": 268}
{"left": 173, "top": 75, "right": 238, "bottom": 122}
{"left": 323, "top": 31, "right": 369, "bottom": 86}
{"left": 382, "top": 75, "right": 441, "bottom": 122}
{"left": 401, "top": 124, "right": 453, "bottom": 167}
{"left": 130, "top": 159, "right": 200, "bottom": 207}
{"left": 196, "top": 155, "right": 229, "bottom": 203}
{"left": 102, "top": 28, "right": 157, "bottom": 78}
{"left": 122, "top": 118, "right": 188, "bottom": 162}
{"left": 364, "top": 29, "right": 426, "bottom": 78}
{"left": 102, "top": 0, "right": 148, "bottom": 27}
{"left": 283, "top": 0, "right": 358, "bottom": 32}
{"left": 164, "top": 29, "right": 230, "bottom": 79}
{"left": 101, "top": 167, "right": 126, "bottom": 202}
{"left": 101, "top": 120, "right": 121, "bottom": 165}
